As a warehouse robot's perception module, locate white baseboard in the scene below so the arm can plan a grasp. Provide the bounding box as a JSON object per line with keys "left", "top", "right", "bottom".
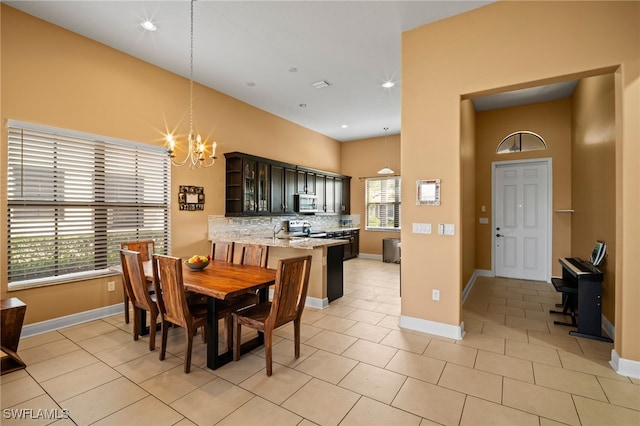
{"left": 358, "top": 253, "right": 382, "bottom": 260}
{"left": 601, "top": 314, "right": 615, "bottom": 340}
{"left": 269, "top": 288, "right": 328, "bottom": 310}
{"left": 610, "top": 349, "right": 640, "bottom": 379}
{"left": 461, "top": 269, "right": 493, "bottom": 304}
{"left": 399, "top": 315, "right": 464, "bottom": 340}
{"left": 305, "top": 296, "right": 329, "bottom": 310}
{"left": 21, "top": 304, "right": 123, "bottom": 338}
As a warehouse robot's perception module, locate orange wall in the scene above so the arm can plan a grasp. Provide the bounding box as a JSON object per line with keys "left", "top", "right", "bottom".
{"left": 571, "top": 74, "right": 616, "bottom": 323}
{"left": 460, "top": 100, "right": 476, "bottom": 288}
{"left": 341, "top": 133, "right": 401, "bottom": 255}
{"left": 474, "top": 99, "right": 573, "bottom": 278}
{"left": 0, "top": 6, "right": 341, "bottom": 323}
{"left": 402, "top": 1, "right": 639, "bottom": 362}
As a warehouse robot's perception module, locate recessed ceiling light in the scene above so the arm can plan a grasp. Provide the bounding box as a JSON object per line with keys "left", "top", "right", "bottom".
{"left": 141, "top": 20, "right": 157, "bottom": 31}
{"left": 341, "top": 124, "right": 348, "bottom": 128}
{"left": 299, "top": 104, "right": 307, "bottom": 108}
{"left": 289, "top": 67, "right": 298, "bottom": 73}
{"left": 382, "top": 81, "right": 395, "bottom": 88}
{"left": 246, "top": 82, "right": 256, "bottom": 87}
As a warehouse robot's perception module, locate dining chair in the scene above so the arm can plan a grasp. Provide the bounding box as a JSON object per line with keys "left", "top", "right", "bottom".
{"left": 211, "top": 241, "right": 234, "bottom": 262}
{"left": 120, "top": 240, "right": 155, "bottom": 324}
{"left": 119, "top": 249, "right": 159, "bottom": 351}
{"left": 152, "top": 254, "right": 207, "bottom": 373}
{"left": 239, "top": 244, "right": 268, "bottom": 267}
{"left": 209, "top": 240, "right": 259, "bottom": 351}
{"left": 232, "top": 255, "right": 312, "bottom": 376}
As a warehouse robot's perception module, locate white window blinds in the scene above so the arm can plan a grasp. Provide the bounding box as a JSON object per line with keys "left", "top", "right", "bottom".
{"left": 6, "top": 120, "right": 170, "bottom": 287}
{"left": 365, "top": 176, "right": 401, "bottom": 231}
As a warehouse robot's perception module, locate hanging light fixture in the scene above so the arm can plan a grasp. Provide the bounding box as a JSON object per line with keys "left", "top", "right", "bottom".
{"left": 166, "top": 0, "right": 217, "bottom": 169}
{"left": 377, "top": 127, "right": 395, "bottom": 175}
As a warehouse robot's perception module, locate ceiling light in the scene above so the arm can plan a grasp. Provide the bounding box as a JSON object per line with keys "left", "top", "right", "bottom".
{"left": 141, "top": 20, "right": 156, "bottom": 31}
{"left": 341, "top": 124, "right": 348, "bottom": 129}
{"left": 299, "top": 104, "right": 307, "bottom": 108}
{"left": 377, "top": 127, "right": 395, "bottom": 175}
{"left": 165, "top": 0, "right": 217, "bottom": 169}
{"left": 382, "top": 81, "right": 395, "bottom": 88}
{"left": 246, "top": 82, "right": 256, "bottom": 87}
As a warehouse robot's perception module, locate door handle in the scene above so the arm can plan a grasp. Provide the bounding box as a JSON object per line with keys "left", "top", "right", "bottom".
{"left": 496, "top": 234, "right": 504, "bottom": 237}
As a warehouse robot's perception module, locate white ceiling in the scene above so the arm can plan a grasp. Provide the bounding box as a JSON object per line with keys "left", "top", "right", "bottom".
{"left": 5, "top": 1, "right": 577, "bottom": 142}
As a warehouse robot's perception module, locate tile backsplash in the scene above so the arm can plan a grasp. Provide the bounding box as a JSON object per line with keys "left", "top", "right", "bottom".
{"left": 208, "top": 214, "right": 360, "bottom": 240}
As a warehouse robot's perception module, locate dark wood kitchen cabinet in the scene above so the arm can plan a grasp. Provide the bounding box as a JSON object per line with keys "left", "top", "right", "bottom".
{"left": 224, "top": 152, "right": 270, "bottom": 215}
{"left": 225, "top": 151, "right": 351, "bottom": 217}
{"left": 296, "top": 169, "right": 316, "bottom": 194}
{"left": 341, "top": 177, "right": 351, "bottom": 214}
{"left": 270, "top": 163, "right": 296, "bottom": 214}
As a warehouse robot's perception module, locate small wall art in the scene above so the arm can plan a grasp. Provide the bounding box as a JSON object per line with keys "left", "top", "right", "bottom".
{"left": 178, "top": 185, "right": 205, "bottom": 211}
{"left": 417, "top": 179, "right": 440, "bottom": 205}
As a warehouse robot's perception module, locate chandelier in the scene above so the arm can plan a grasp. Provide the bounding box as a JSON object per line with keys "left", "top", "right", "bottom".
{"left": 377, "top": 127, "right": 395, "bottom": 175}
{"left": 166, "top": 0, "right": 217, "bottom": 169}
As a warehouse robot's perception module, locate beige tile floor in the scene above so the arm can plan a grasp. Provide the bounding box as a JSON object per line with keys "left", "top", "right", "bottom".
{"left": 2, "top": 258, "right": 639, "bottom": 425}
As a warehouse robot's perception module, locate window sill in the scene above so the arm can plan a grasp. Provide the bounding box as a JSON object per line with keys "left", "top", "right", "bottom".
{"left": 8, "top": 269, "right": 121, "bottom": 291}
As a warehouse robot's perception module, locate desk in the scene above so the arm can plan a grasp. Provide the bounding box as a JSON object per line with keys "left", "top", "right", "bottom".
{"left": 1, "top": 298, "right": 27, "bottom": 375}
{"left": 141, "top": 260, "right": 276, "bottom": 370}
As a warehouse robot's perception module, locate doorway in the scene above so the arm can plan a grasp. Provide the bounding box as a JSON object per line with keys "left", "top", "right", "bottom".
{"left": 492, "top": 159, "right": 551, "bottom": 281}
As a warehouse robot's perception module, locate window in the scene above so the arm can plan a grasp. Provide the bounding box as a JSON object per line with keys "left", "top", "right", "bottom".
{"left": 365, "top": 176, "right": 401, "bottom": 231}
{"left": 6, "top": 120, "right": 170, "bottom": 288}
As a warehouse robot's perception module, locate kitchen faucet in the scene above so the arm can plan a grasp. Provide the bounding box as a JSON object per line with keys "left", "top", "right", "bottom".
{"left": 273, "top": 224, "right": 283, "bottom": 241}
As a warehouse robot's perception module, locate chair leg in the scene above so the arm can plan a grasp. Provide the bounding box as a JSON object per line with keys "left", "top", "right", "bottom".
{"left": 265, "top": 328, "right": 273, "bottom": 376}
{"left": 148, "top": 311, "right": 156, "bottom": 351}
{"left": 123, "top": 287, "right": 130, "bottom": 324}
{"left": 293, "top": 319, "right": 301, "bottom": 359}
{"left": 132, "top": 307, "right": 140, "bottom": 341}
{"left": 232, "top": 314, "right": 242, "bottom": 361}
{"left": 159, "top": 320, "right": 168, "bottom": 361}
{"left": 184, "top": 328, "right": 194, "bottom": 374}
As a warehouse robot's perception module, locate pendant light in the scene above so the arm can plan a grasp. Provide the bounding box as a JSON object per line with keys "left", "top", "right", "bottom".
{"left": 165, "top": 0, "right": 217, "bottom": 169}
{"left": 377, "top": 127, "right": 395, "bottom": 175}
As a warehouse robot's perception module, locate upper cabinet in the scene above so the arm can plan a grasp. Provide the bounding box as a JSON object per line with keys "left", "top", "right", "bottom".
{"left": 224, "top": 152, "right": 351, "bottom": 217}
{"left": 270, "top": 163, "right": 297, "bottom": 215}
{"left": 296, "top": 169, "right": 316, "bottom": 194}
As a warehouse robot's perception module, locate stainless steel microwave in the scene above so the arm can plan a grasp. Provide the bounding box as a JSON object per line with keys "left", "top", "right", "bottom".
{"left": 294, "top": 194, "right": 318, "bottom": 213}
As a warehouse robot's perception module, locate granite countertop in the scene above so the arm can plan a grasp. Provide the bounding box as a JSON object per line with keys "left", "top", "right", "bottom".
{"left": 213, "top": 234, "right": 348, "bottom": 250}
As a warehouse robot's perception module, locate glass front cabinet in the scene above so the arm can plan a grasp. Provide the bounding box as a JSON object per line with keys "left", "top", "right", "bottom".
{"left": 225, "top": 152, "right": 350, "bottom": 217}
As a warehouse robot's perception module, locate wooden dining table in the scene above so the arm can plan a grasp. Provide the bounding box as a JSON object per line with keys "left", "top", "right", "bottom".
{"left": 138, "top": 259, "right": 277, "bottom": 370}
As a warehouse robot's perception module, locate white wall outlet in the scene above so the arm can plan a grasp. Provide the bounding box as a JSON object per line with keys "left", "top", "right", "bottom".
{"left": 444, "top": 224, "right": 455, "bottom": 235}
{"left": 479, "top": 217, "right": 489, "bottom": 224}
{"left": 107, "top": 281, "right": 115, "bottom": 292}
{"left": 412, "top": 223, "right": 432, "bottom": 234}
{"left": 432, "top": 289, "right": 440, "bottom": 301}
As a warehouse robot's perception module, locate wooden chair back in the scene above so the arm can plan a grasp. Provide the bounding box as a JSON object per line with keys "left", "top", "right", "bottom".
{"left": 267, "top": 255, "right": 312, "bottom": 329}
{"left": 120, "top": 240, "right": 155, "bottom": 261}
{"left": 120, "top": 249, "right": 155, "bottom": 312}
{"left": 152, "top": 254, "right": 192, "bottom": 329}
{"left": 240, "top": 244, "right": 268, "bottom": 267}
{"left": 211, "top": 241, "right": 234, "bottom": 262}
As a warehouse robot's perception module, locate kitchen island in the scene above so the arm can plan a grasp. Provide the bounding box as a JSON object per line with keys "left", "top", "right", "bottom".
{"left": 211, "top": 235, "right": 347, "bottom": 308}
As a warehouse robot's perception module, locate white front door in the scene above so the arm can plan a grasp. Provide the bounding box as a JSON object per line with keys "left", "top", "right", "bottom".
{"left": 494, "top": 160, "right": 550, "bottom": 281}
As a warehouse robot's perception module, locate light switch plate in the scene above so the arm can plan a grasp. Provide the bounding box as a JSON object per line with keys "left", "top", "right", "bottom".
{"left": 412, "top": 223, "right": 431, "bottom": 234}
{"left": 444, "top": 224, "right": 455, "bottom": 235}
{"left": 479, "top": 217, "right": 489, "bottom": 224}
